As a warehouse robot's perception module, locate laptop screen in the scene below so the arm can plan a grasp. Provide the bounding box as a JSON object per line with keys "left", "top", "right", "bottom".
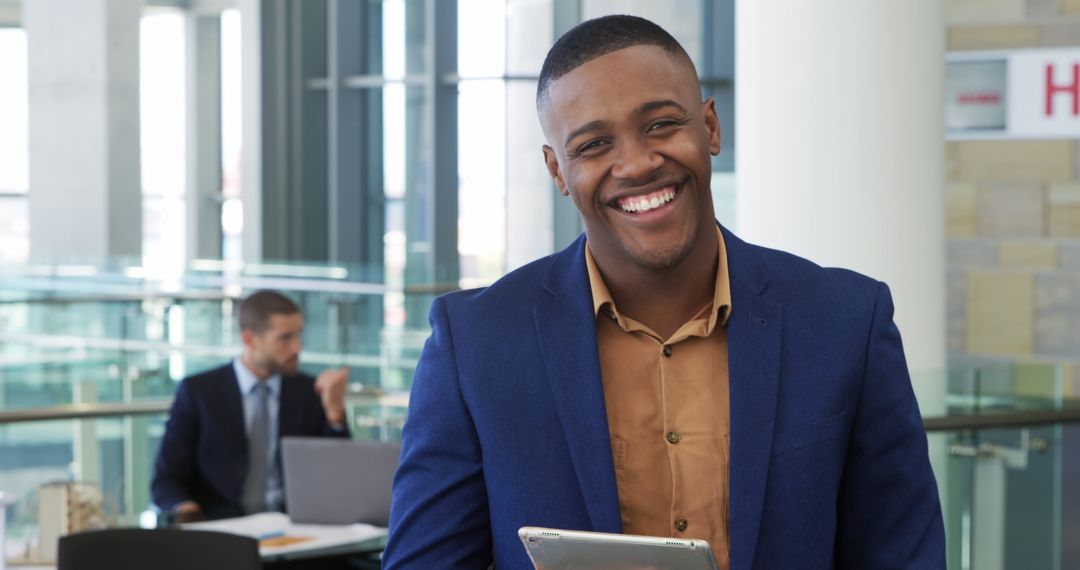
{"left": 281, "top": 437, "right": 401, "bottom": 526}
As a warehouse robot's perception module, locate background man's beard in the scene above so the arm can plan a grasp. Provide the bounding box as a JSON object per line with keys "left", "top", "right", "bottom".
{"left": 259, "top": 357, "right": 299, "bottom": 375}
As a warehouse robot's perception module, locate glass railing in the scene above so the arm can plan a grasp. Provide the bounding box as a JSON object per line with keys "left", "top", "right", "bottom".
{"left": 3, "top": 264, "right": 1078, "bottom": 567}
{"left": 0, "top": 260, "right": 435, "bottom": 562}
{"left": 1, "top": 413, "right": 170, "bottom": 561}
{"left": 932, "top": 424, "right": 1066, "bottom": 570}
{"left": 0, "top": 256, "right": 456, "bottom": 354}
{"left": 0, "top": 337, "right": 423, "bottom": 407}
{"left": 924, "top": 360, "right": 1077, "bottom": 570}
{"left": 0, "top": 258, "right": 441, "bottom": 397}
{"left": 0, "top": 395, "right": 409, "bottom": 563}
{"left": 5, "top": 365, "right": 1077, "bottom": 566}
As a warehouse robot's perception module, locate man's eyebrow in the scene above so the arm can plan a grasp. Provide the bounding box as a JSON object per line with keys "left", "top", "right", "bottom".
{"left": 562, "top": 100, "right": 689, "bottom": 148}
{"left": 635, "top": 99, "right": 687, "bottom": 117}
{"left": 564, "top": 120, "right": 609, "bottom": 148}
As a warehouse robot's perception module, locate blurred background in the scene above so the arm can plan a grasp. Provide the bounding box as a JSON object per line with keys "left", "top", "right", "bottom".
{"left": 0, "top": 1, "right": 1079, "bottom": 568}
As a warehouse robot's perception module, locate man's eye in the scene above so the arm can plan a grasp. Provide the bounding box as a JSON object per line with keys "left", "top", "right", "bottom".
{"left": 577, "top": 139, "right": 609, "bottom": 154}
{"left": 648, "top": 120, "right": 678, "bottom": 131}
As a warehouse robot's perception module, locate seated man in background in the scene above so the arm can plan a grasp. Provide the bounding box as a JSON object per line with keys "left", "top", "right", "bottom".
{"left": 152, "top": 290, "right": 350, "bottom": 521}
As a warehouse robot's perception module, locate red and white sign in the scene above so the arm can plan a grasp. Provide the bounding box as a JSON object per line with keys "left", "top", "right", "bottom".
{"left": 1009, "top": 49, "right": 1080, "bottom": 137}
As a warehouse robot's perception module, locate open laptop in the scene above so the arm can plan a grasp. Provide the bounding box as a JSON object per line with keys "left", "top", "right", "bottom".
{"left": 281, "top": 437, "right": 401, "bottom": 526}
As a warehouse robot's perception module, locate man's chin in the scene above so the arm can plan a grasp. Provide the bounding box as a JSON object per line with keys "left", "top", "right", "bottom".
{"left": 625, "top": 241, "right": 695, "bottom": 272}
{"left": 610, "top": 219, "right": 701, "bottom": 272}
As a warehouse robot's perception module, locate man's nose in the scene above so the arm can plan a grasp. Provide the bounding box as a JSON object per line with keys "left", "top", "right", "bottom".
{"left": 611, "top": 137, "right": 663, "bottom": 181}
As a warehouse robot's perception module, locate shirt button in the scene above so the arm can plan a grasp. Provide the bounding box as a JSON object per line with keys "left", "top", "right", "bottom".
{"left": 675, "top": 518, "right": 688, "bottom": 532}
{"left": 666, "top": 431, "right": 681, "bottom": 444}
{"left": 662, "top": 345, "right": 673, "bottom": 357}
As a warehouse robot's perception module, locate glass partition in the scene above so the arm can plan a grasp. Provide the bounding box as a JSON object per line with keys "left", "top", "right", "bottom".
{"left": 0, "top": 261, "right": 423, "bottom": 562}
{"left": 932, "top": 360, "right": 1074, "bottom": 570}
{"left": 4, "top": 259, "right": 1079, "bottom": 567}
{"left": 937, "top": 423, "right": 1064, "bottom": 570}
{"left": 1, "top": 415, "right": 169, "bottom": 562}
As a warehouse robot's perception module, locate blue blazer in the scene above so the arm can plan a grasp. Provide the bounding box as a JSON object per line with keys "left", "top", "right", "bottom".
{"left": 151, "top": 364, "right": 349, "bottom": 519}
{"left": 384, "top": 227, "right": 945, "bottom": 569}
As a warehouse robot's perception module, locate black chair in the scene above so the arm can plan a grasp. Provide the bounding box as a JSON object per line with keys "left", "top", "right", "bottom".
{"left": 58, "top": 528, "right": 261, "bottom": 570}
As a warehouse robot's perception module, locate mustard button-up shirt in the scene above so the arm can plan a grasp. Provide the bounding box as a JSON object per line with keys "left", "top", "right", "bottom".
{"left": 587, "top": 226, "right": 732, "bottom": 568}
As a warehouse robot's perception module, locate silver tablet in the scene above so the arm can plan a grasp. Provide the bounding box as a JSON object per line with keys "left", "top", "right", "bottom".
{"left": 518, "top": 526, "right": 719, "bottom": 570}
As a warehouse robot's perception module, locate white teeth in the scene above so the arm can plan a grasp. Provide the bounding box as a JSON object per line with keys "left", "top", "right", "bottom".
{"left": 620, "top": 189, "right": 676, "bottom": 213}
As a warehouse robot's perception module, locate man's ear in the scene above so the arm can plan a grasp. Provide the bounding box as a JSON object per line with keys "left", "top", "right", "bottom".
{"left": 240, "top": 329, "right": 255, "bottom": 350}
{"left": 703, "top": 97, "right": 722, "bottom": 156}
{"left": 542, "top": 145, "right": 570, "bottom": 196}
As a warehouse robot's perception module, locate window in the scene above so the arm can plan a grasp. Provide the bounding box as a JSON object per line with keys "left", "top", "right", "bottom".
{"left": 139, "top": 10, "right": 187, "bottom": 279}
{"left": 0, "top": 28, "right": 29, "bottom": 264}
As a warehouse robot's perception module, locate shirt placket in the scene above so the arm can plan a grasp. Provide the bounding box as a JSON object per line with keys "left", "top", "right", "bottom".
{"left": 660, "top": 338, "right": 687, "bottom": 536}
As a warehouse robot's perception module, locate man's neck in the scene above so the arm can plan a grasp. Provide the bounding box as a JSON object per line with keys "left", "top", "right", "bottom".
{"left": 239, "top": 353, "right": 272, "bottom": 381}
{"left": 594, "top": 232, "right": 719, "bottom": 342}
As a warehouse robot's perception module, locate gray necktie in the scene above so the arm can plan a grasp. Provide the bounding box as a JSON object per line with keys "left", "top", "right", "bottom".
{"left": 242, "top": 382, "right": 270, "bottom": 514}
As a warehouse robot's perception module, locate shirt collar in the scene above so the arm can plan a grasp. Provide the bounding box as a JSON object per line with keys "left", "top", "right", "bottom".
{"left": 233, "top": 358, "right": 282, "bottom": 396}
{"left": 585, "top": 225, "right": 733, "bottom": 331}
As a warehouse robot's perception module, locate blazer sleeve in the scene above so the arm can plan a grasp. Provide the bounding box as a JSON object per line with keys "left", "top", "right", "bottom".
{"left": 151, "top": 378, "right": 199, "bottom": 510}
{"left": 836, "top": 282, "right": 946, "bottom": 569}
{"left": 382, "top": 296, "right": 493, "bottom": 569}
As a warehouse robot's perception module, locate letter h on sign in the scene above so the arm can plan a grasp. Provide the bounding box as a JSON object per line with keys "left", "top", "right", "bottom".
{"left": 1046, "top": 63, "right": 1080, "bottom": 117}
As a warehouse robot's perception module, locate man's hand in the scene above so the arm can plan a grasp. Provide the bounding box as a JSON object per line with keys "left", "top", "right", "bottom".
{"left": 315, "top": 367, "right": 349, "bottom": 426}
{"left": 173, "top": 501, "right": 204, "bottom": 523}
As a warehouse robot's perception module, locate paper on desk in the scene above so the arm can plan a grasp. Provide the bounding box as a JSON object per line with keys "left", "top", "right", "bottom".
{"left": 183, "top": 512, "right": 386, "bottom": 556}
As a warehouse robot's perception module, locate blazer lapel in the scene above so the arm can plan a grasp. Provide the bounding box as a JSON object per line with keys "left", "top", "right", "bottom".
{"left": 533, "top": 235, "right": 623, "bottom": 533}
{"left": 529, "top": 227, "right": 785, "bottom": 557}
{"left": 219, "top": 364, "right": 250, "bottom": 464}
{"left": 278, "top": 375, "right": 297, "bottom": 436}
{"left": 723, "top": 227, "right": 783, "bottom": 570}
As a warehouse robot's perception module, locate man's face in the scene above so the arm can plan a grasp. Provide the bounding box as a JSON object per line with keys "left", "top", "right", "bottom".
{"left": 244, "top": 313, "right": 304, "bottom": 375}
{"left": 539, "top": 45, "right": 721, "bottom": 273}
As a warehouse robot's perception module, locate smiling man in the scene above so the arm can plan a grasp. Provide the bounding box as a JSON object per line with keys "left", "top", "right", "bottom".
{"left": 385, "top": 15, "right": 944, "bottom": 570}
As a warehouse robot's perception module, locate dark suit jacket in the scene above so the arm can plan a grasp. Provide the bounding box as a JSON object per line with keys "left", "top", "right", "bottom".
{"left": 384, "top": 226, "right": 945, "bottom": 569}
{"left": 151, "top": 363, "right": 349, "bottom": 520}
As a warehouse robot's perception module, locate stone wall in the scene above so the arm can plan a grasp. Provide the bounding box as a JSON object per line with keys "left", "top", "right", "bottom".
{"left": 947, "top": 0, "right": 1080, "bottom": 394}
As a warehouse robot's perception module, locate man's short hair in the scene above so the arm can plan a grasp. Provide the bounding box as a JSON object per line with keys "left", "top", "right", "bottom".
{"left": 536, "top": 14, "right": 695, "bottom": 106}
{"left": 238, "top": 290, "right": 300, "bottom": 333}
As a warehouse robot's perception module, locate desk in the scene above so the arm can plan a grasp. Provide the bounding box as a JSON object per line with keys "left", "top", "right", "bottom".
{"left": 259, "top": 529, "right": 385, "bottom": 570}
{"left": 186, "top": 512, "right": 387, "bottom": 569}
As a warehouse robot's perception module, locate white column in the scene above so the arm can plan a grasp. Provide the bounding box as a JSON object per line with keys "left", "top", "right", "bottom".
{"left": 735, "top": 2, "right": 946, "bottom": 416}
{"left": 24, "top": 0, "right": 143, "bottom": 266}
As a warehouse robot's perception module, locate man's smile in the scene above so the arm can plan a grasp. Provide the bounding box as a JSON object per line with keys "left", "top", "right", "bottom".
{"left": 614, "top": 184, "right": 679, "bottom": 214}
